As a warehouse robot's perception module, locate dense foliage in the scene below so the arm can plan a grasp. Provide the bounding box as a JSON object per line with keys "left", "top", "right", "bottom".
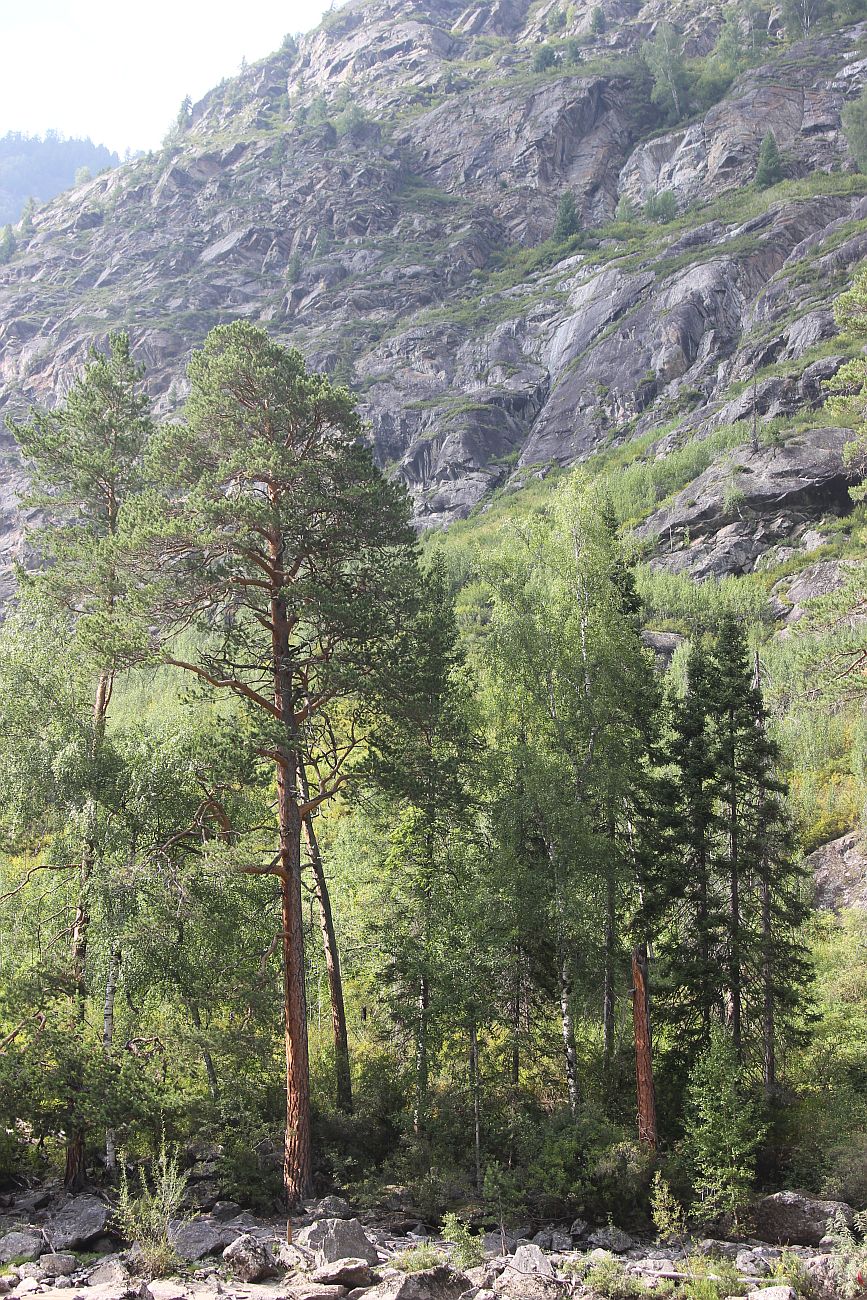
{"left": 0, "top": 306, "right": 863, "bottom": 1230}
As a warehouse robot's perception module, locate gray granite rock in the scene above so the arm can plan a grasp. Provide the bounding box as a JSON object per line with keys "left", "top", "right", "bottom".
{"left": 296, "top": 1218, "right": 379, "bottom": 1266}
{"left": 47, "top": 1197, "right": 110, "bottom": 1251}
{"left": 0, "top": 1233, "right": 43, "bottom": 1265}
{"left": 751, "top": 1191, "right": 853, "bottom": 1246}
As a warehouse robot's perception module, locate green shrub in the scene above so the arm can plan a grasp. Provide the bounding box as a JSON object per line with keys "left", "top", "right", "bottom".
{"left": 441, "top": 1212, "right": 485, "bottom": 1268}
{"left": 114, "top": 1136, "right": 187, "bottom": 1278}
{"left": 615, "top": 195, "right": 638, "bottom": 222}
{"left": 680, "top": 1253, "right": 745, "bottom": 1299}
{"left": 534, "top": 45, "right": 557, "bottom": 72}
{"left": 584, "top": 1257, "right": 651, "bottom": 1299}
{"left": 554, "top": 191, "right": 580, "bottom": 241}
{"left": 683, "top": 1030, "right": 765, "bottom": 1224}
{"left": 755, "top": 132, "right": 784, "bottom": 189}
{"left": 822, "top": 1131, "right": 867, "bottom": 1207}
{"left": 829, "top": 1208, "right": 867, "bottom": 1298}
{"left": 650, "top": 1171, "right": 687, "bottom": 1243}
{"left": 645, "top": 191, "right": 677, "bottom": 223}
{"left": 392, "top": 1243, "right": 447, "bottom": 1272}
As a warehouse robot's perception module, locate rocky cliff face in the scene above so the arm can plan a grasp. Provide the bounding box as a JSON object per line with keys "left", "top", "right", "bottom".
{"left": 0, "top": 0, "right": 866, "bottom": 583}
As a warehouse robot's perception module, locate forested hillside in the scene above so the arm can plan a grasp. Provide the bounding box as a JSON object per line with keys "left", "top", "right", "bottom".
{"left": 0, "top": 132, "right": 120, "bottom": 227}
{"left": 0, "top": 1, "right": 866, "bottom": 1298}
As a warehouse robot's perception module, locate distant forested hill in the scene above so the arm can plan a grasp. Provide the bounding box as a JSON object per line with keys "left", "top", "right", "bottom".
{"left": 0, "top": 130, "right": 120, "bottom": 224}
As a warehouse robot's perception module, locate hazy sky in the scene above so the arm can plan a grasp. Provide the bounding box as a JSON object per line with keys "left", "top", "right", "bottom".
{"left": 0, "top": 1, "right": 334, "bottom": 156}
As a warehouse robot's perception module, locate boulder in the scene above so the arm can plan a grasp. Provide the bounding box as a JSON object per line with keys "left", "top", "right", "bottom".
{"left": 87, "top": 1258, "right": 132, "bottom": 1289}
{"left": 494, "top": 1248, "right": 561, "bottom": 1300}
{"left": 145, "top": 1281, "right": 191, "bottom": 1300}
{"left": 296, "top": 1218, "right": 379, "bottom": 1266}
{"left": 746, "top": 1288, "right": 796, "bottom": 1300}
{"left": 222, "top": 1232, "right": 275, "bottom": 1282}
{"left": 806, "top": 833, "right": 867, "bottom": 912}
{"left": 0, "top": 1233, "right": 43, "bottom": 1264}
{"left": 506, "top": 1245, "right": 553, "bottom": 1277}
{"left": 483, "top": 1232, "right": 515, "bottom": 1256}
{"left": 800, "top": 1253, "right": 839, "bottom": 1300}
{"left": 37, "top": 1255, "right": 77, "bottom": 1278}
{"left": 735, "top": 1247, "right": 774, "bottom": 1276}
{"left": 288, "top": 1286, "right": 348, "bottom": 1300}
{"left": 14, "top": 1266, "right": 41, "bottom": 1281}
{"left": 639, "top": 428, "right": 857, "bottom": 578}
{"left": 311, "top": 1259, "right": 374, "bottom": 1287}
{"left": 312, "top": 1197, "right": 353, "bottom": 1219}
{"left": 209, "top": 1200, "right": 242, "bottom": 1222}
{"left": 586, "top": 1227, "right": 634, "bottom": 1254}
{"left": 10, "top": 1195, "right": 50, "bottom": 1216}
{"left": 568, "top": 1220, "right": 588, "bottom": 1240}
{"left": 167, "top": 1218, "right": 231, "bottom": 1260}
{"left": 361, "top": 1266, "right": 469, "bottom": 1300}
{"left": 751, "top": 1191, "right": 853, "bottom": 1246}
{"left": 47, "top": 1196, "right": 110, "bottom": 1250}
{"left": 494, "top": 1275, "right": 560, "bottom": 1300}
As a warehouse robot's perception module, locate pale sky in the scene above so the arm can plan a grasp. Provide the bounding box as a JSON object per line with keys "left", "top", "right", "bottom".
{"left": 0, "top": 1, "right": 334, "bottom": 156}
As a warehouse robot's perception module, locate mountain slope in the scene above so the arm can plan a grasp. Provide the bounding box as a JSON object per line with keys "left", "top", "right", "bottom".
{"left": 0, "top": 0, "right": 865, "bottom": 586}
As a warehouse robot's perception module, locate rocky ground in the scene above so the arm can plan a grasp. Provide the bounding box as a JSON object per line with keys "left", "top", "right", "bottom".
{"left": 0, "top": 1189, "right": 854, "bottom": 1300}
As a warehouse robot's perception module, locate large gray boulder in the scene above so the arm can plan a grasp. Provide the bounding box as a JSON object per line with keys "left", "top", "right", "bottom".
{"left": 296, "top": 1218, "right": 379, "bottom": 1266}
{"left": 168, "top": 1217, "right": 234, "bottom": 1260}
{"left": 312, "top": 1258, "right": 373, "bottom": 1287}
{"left": 37, "top": 1254, "right": 77, "bottom": 1278}
{"left": 47, "top": 1196, "right": 110, "bottom": 1250}
{"left": 311, "top": 1196, "right": 352, "bottom": 1219}
{"left": 800, "top": 1253, "right": 839, "bottom": 1300}
{"left": 288, "top": 1286, "right": 348, "bottom": 1300}
{"left": 587, "top": 1226, "right": 634, "bottom": 1254}
{"left": 640, "top": 428, "right": 857, "bottom": 580}
{"left": 494, "top": 1247, "right": 561, "bottom": 1300}
{"left": 0, "top": 1232, "right": 42, "bottom": 1264}
{"left": 506, "top": 1245, "right": 553, "bottom": 1277}
{"left": 751, "top": 1190, "right": 854, "bottom": 1246}
{"left": 222, "top": 1232, "right": 275, "bottom": 1282}
{"left": 87, "top": 1257, "right": 132, "bottom": 1289}
{"left": 361, "top": 1265, "right": 469, "bottom": 1300}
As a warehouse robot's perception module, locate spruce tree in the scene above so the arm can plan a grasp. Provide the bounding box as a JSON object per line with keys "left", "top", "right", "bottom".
{"left": 18, "top": 196, "right": 35, "bottom": 237}
{"left": 0, "top": 223, "right": 16, "bottom": 263}
{"left": 553, "top": 190, "right": 580, "bottom": 241}
{"left": 707, "top": 617, "right": 812, "bottom": 1076}
{"left": 650, "top": 642, "right": 727, "bottom": 1061}
{"left": 684, "top": 1027, "right": 764, "bottom": 1221}
{"left": 650, "top": 621, "right": 812, "bottom": 1094}
{"left": 755, "top": 131, "right": 783, "bottom": 188}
